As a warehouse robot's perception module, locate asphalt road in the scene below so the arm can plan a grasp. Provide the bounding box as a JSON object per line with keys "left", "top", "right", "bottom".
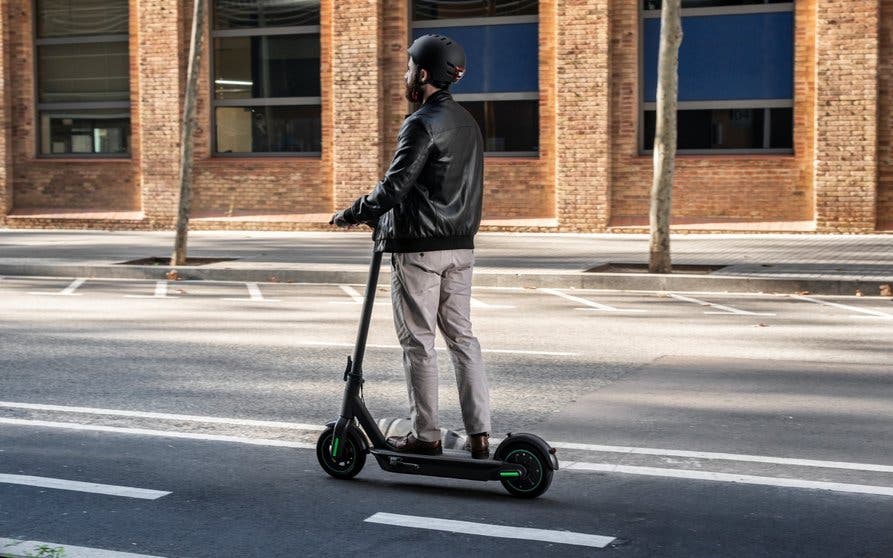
{"left": 1, "top": 276, "right": 892, "bottom": 557}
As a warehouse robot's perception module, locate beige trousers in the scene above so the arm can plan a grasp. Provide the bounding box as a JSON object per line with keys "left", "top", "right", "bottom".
{"left": 390, "top": 249, "right": 491, "bottom": 442}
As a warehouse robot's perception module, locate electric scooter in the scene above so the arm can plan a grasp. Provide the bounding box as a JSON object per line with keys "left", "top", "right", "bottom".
{"left": 316, "top": 249, "right": 558, "bottom": 498}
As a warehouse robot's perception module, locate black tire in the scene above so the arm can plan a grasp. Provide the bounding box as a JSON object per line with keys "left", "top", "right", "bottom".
{"left": 498, "top": 442, "right": 553, "bottom": 498}
{"left": 316, "top": 427, "right": 366, "bottom": 480}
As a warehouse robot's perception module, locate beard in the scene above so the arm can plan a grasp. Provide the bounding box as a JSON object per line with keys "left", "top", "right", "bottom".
{"left": 404, "top": 69, "right": 425, "bottom": 104}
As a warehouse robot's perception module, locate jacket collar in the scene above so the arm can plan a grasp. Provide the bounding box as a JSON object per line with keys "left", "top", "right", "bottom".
{"left": 424, "top": 89, "right": 452, "bottom": 105}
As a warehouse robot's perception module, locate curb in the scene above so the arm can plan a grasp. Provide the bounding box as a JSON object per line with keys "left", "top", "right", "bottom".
{"left": 0, "top": 263, "right": 889, "bottom": 295}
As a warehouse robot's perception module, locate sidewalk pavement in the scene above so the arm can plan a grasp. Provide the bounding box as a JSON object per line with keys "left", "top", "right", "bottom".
{"left": 0, "top": 229, "right": 891, "bottom": 295}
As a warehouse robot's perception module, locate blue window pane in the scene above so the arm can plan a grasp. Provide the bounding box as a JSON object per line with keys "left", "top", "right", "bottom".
{"left": 643, "top": 12, "right": 793, "bottom": 102}
{"left": 412, "top": 23, "right": 537, "bottom": 94}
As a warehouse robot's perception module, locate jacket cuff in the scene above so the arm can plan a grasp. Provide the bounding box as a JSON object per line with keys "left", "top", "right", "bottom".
{"left": 342, "top": 205, "right": 360, "bottom": 225}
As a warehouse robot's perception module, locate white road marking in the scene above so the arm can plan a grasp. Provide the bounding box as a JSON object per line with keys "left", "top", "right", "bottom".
{"left": 330, "top": 285, "right": 391, "bottom": 305}
{"left": 5, "top": 401, "right": 891, "bottom": 474}
{"left": 668, "top": 293, "right": 776, "bottom": 316}
{"left": 29, "top": 277, "right": 86, "bottom": 296}
{"left": 542, "top": 288, "right": 647, "bottom": 312}
{"left": 470, "top": 297, "right": 515, "bottom": 309}
{"left": 124, "top": 280, "right": 179, "bottom": 299}
{"left": 0, "top": 401, "right": 324, "bottom": 431}
{"left": 364, "top": 513, "right": 615, "bottom": 548}
{"left": 6, "top": 416, "right": 893, "bottom": 498}
{"left": 792, "top": 294, "right": 893, "bottom": 319}
{"left": 0, "top": 538, "right": 167, "bottom": 558}
{"left": 0, "top": 473, "right": 169, "bottom": 500}
{"left": 562, "top": 461, "right": 893, "bottom": 497}
{"left": 340, "top": 285, "right": 364, "bottom": 303}
{"left": 223, "top": 282, "right": 280, "bottom": 302}
{"left": 551, "top": 442, "right": 893, "bottom": 473}
{"left": 0, "top": 418, "right": 315, "bottom": 449}
{"left": 288, "top": 340, "right": 579, "bottom": 356}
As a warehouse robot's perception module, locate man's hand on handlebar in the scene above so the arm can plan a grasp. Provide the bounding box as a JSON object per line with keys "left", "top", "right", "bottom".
{"left": 329, "top": 209, "right": 356, "bottom": 229}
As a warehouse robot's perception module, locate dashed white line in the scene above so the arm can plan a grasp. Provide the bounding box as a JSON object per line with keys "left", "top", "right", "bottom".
{"left": 29, "top": 277, "right": 86, "bottom": 296}
{"left": 668, "top": 293, "right": 776, "bottom": 316}
{"left": 542, "top": 288, "right": 647, "bottom": 313}
{"left": 124, "top": 280, "right": 179, "bottom": 299}
{"left": 0, "top": 473, "right": 169, "bottom": 500}
{"left": 792, "top": 294, "right": 893, "bottom": 319}
{"left": 364, "top": 513, "right": 616, "bottom": 548}
{"left": 562, "top": 461, "right": 893, "bottom": 497}
{"left": 0, "top": 538, "right": 167, "bottom": 558}
{"left": 223, "top": 282, "right": 280, "bottom": 302}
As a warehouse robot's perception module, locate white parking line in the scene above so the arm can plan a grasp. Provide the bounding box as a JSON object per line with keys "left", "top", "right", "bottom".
{"left": 542, "top": 288, "right": 647, "bottom": 313}
{"left": 29, "top": 277, "right": 86, "bottom": 296}
{"left": 124, "top": 280, "right": 179, "bottom": 299}
{"left": 0, "top": 473, "right": 169, "bottom": 500}
{"left": 562, "top": 461, "right": 893, "bottom": 497}
{"left": 223, "top": 282, "right": 280, "bottom": 302}
{"left": 0, "top": 418, "right": 315, "bottom": 449}
{"left": 0, "top": 538, "right": 167, "bottom": 558}
{"left": 668, "top": 293, "right": 776, "bottom": 316}
{"left": 792, "top": 294, "right": 893, "bottom": 319}
{"left": 5, "top": 402, "right": 891, "bottom": 474}
{"left": 0, "top": 401, "right": 325, "bottom": 431}
{"left": 364, "top": 513, "right": 616, "bottom": 548}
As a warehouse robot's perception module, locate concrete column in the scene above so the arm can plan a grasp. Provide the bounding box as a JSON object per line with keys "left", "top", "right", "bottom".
{"left": 555, "top": 0, "right": 612, "bottom": 231}
{"left": 0, "top": 0, "right": 12, "bottom": 223}
{"left": 331, "top": 0, "right": 383, "bottom": 210}
{"left": 137, "top": 0, "right": 183, "bottom": 226}
{"left": 814, "top": 0, "right": 880, "bottom": 232}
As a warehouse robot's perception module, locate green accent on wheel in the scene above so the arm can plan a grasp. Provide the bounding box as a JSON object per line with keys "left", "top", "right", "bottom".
{"left": 500, "top": 471, "right": 521, "bottom": 478}
{"left": 504, "top": 449, "right": 544, "bottom": 492}
{"left": 331, "top": 437, "right": 340, "bottom": 457}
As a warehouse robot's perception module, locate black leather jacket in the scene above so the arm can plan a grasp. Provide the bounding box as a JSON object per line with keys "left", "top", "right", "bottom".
{"left": 342, "top": 90, "right": 484, "bottom": 253}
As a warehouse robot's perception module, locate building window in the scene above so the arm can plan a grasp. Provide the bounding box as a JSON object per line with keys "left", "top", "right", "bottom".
{"left": 412, "top": 1, "right": 539, "bottom": 156}
{"left": 212, "top": 0, "right": 321, "bottom": 155}
{"left": 641, "top": 1, "right": 794, "bottom": 153}
{"left": 35, "top": 0, "right": 131, "bottom": 156}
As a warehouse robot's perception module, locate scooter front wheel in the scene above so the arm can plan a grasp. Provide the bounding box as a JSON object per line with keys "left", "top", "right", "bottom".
{"left": 316, "top": 427, "right": 366, "bottom": 480}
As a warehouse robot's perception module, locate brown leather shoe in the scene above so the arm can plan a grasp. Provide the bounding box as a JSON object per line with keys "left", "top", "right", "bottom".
{"left": 387, "top": 433, "right": 443, "bottom": 455}
{"left": 464, "top": 432, "right": 490, "bottom": 460}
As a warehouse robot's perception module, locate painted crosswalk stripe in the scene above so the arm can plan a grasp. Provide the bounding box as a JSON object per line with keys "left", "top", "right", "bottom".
{"left": 0, "top": 538, "right": 167, "bottom": 558}
{"left": 562, "top": 462, "right": 893, "bottom": 497}
{"left": 668, "top": 293, "right": 775, "bottom": 316}
{"left": 792, "top": 294, "right": 893, "bottom": 319}
{"left": 0, "top": 473, "right": 169, "bottom": 500}
{"left": 543, "top": 288, "right": 647, "bottom": 312}
{"left": 364, "top": 513, "right": 615, "bottom": 548}
{"left": 125, "top": 280, "right": 178, "bottom": 299}
{"left": 224, "top": 282, "right": 279, "bottom": 302}
{"left": 29, "top": 277, "right": 86, "bottom": 296}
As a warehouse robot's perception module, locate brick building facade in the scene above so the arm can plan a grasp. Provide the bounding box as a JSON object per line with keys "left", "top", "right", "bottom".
{"left": 0, "top": 1, "right": 890, "bottom": 233}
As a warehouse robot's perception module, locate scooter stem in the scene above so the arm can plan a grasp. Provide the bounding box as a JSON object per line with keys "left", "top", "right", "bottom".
{"left": 350, "top": 249, "right": 383, "bottom": 375}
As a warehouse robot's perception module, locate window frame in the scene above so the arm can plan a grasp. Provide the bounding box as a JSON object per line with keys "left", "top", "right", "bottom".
{"left": 410, "top": 10, "right": 540, "bottom": 157}
{"left": 209, "top": 2, "right": 322, "bottom": 157}
{"left": 637, "top": 1, "right": 795, "bottom": 155}
{"left": 32, "top": 0, "right": 132, "bottom": 158}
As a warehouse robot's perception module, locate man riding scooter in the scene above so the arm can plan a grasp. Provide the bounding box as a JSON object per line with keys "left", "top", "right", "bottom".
{"left": 330, "top": 34, "right": 491, "bottom": 460}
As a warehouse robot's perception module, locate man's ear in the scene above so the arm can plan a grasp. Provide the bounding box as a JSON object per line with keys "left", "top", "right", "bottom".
{"left": 419, "top": 68, "right": 428, "bottom": 84}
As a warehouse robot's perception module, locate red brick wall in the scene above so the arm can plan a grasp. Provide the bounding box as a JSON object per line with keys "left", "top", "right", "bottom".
{"left": 0, "top": 0, "right": 12, "bottom": 221}
{"left": 608, "top": 0, "right": 813, "bottom": 224}
{"left": 878, "top": 0, "right": 893, "bottom": 228}
{"left": 5, "top": 0, "right": 140, "bottom": 212}
{"left": 555, "top": 0, "right": 612, "bottom": 230}
{"left": 814, "top": 0, "right": 880, "bottom": 232}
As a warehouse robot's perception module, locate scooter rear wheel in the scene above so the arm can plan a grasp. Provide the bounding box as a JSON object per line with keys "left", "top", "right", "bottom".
{"left": 316, "top": 427, "right": 366, "bottom": 480}
{"left": 497, "top": 442, "right": 553, "bottom": 498}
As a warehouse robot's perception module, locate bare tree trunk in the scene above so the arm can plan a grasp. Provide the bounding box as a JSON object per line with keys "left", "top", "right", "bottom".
{"left": 649, "top": 0, "right": 682, "bottom": 274}
{"left": 171, "top": 0, "right": 206, "bottom": 267}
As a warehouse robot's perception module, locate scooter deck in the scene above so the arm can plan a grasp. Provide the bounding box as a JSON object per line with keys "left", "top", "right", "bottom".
{"left": 370, "top": 447, "right": 524, "bottom": 482}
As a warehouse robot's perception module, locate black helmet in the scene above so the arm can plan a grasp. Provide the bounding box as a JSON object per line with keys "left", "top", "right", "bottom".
{"left": 407, "top": 34, "right": 466, "bottom": 84}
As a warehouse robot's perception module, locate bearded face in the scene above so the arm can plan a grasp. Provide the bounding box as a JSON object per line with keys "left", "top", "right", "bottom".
{"left": 404, "top": 58, "right": 426, "bottom": 104}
